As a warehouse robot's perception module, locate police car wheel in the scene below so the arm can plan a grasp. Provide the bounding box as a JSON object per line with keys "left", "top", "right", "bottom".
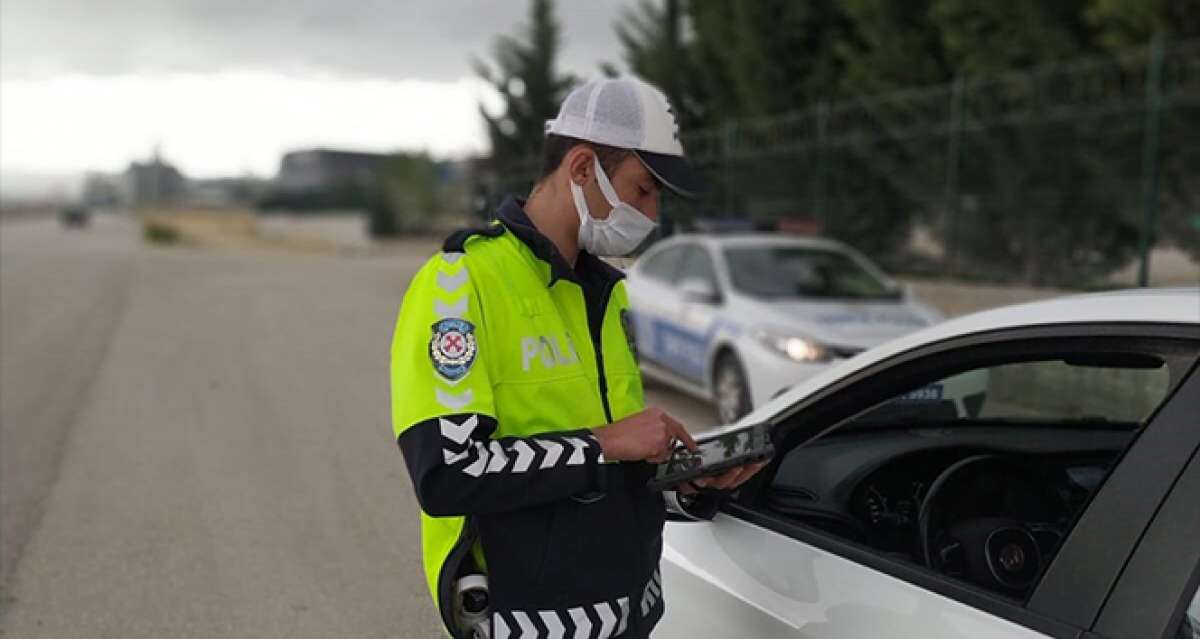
{"left": 714, "top": 352, "right": 751, "bottom": 424}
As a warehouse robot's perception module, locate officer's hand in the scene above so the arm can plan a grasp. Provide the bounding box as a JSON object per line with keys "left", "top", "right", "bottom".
{"left": 592, "top": 407, "right": 697, "bottom": 463}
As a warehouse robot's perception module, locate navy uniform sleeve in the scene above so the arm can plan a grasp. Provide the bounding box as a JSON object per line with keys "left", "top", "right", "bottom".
{"left": 391, "top": 250, "right": 605, "bottom": 517}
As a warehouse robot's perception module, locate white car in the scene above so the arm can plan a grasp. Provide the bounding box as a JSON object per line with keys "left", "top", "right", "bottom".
{"left": 626, "top": 233, "right": 946, "bottom": 423}
{"left": 656, "top": 288, "right": 1200, "bottom": 639}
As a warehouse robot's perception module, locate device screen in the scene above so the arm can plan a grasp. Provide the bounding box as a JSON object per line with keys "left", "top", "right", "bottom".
{"left": 666, "top": 427, "right": 764, "bottom": 473}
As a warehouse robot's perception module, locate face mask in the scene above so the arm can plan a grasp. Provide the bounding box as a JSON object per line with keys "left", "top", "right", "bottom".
{"left": 571, "top": 156, "right": 658, "bottom": 257}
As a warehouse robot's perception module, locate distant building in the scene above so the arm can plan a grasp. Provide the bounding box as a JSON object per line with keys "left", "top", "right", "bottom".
{"left": 188, "top": 177, "right": 268, "bottom": 208}
{"left": 121, "top": 152, "right": 186, "bottom": 207}
{"left": 272, "top": 149, "right": 391, "bottom": 194}
{"left": 81, "top": 172, "right": 121, "bottom": 208}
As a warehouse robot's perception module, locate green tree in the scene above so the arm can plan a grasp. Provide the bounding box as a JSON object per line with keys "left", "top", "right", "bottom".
{"left": 833, "top": 0, "right": 948, "bottom": 94}
{"left": 474, "top": 0, "right": 574, "bottom": 168}
{"left": 1085, "top": 0, "right": 1200, "bottom": 50}
{"left": 612, "top": 1, "right": 855, "bottom": 126}
{"left": 368, "top": 153, "right": 442, "bottom": 237}
{"left": 1085, "top": 0, "right": 1200, "bottom": 261}
{"left": 686, "top": 1, "right": 851, "bottom": 122}
{"left": 610, "top": 0, "right": 1199, "bottom": 281}
{"left": 929, "top": 0, "right": 1091, "bottom": 74}
{"left": 610, "top": 0, "right": 708, "bottom": 131}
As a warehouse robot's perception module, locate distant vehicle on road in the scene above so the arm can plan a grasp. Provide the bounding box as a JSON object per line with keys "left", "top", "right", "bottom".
{"left": 658, "top": 287, "right": 1200, "bottom": 639}
{"left": 58, "top": 205, "right": 90, "bottom": 228}
{"left": 626, "top": 233, "right": 946, "bottom": 423}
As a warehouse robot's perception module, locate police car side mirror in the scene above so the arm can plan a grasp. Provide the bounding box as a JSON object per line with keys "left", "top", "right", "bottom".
{"left": 679, "top": 279, "right": 720, "bottom": 305}
{"left": 881, "top": 281, "right": 907, "bottom": 300}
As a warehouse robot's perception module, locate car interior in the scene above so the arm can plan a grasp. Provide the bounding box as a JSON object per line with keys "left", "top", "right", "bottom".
{"left": 750, "top": 341, "right": 1197, "bottom": 602}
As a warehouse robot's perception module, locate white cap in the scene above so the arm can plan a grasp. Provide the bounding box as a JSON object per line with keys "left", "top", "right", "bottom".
{"left": 545, "top": 76, "right": 703, "bottom": 198}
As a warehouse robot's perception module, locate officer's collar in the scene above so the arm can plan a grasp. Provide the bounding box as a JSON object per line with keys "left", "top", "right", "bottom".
{"left": 496, "top": 197, "right": 623, "bottom": 288}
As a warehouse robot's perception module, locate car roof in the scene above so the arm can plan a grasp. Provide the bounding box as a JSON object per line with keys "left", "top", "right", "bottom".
{"left": 727, "top": 287, "right": 1200, "bottom": 430}
{"left": 659, "top": 233, "right": 852, "bottom": 252}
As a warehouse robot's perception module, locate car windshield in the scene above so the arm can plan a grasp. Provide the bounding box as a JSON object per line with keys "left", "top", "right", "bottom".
{"left": 723, "top": 246, "right": 895, "bottom": 300}
{"left": 845, "top": 360, "right": 1172, "bottom": 432}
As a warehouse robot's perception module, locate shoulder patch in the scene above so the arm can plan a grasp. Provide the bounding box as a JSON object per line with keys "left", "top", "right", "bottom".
{"left": 442, "top": 224, "right": 505, "bottom": 253}
{"left": 429, "top": 318, "right": 477, "bottom": 382}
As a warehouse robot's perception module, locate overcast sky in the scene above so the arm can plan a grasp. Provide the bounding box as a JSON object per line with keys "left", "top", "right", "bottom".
{"left": 0, "top": 0, "right": 631, "bottom": 181}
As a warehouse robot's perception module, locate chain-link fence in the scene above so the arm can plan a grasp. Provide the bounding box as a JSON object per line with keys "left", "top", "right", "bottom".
{"left": 489, "top": 39, "right": 1199, "bottom": 288}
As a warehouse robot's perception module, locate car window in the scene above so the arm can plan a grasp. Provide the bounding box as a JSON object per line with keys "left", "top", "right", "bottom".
{"left": 639, "top": 245, "right": 687, "bottom": 282}
{"left": 724, "top": 246, "right": 895, "bottom": 300}
{"left": 1179, "top": 582, "right": 1200, "bottom": 639}
{"left": 677, "top": 246, "right": 717, "bottom": 287}
{"left": 755, "top": 347, "right": 1182, "bottom": 605}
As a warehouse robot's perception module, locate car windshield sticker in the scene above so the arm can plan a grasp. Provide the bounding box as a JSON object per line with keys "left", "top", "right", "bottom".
{"left": 430, "top": 318, "right": 477, "bottom": 382}
{"left": 896, "top": 383, "right": 944, "bottom": 402}
{"left": 620, "top": 309, "right": 638, "bottom": 363}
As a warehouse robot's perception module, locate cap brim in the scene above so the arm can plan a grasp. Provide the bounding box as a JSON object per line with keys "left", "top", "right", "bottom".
{"left": 633, "top": 150, "right": 705, "bottom": 200}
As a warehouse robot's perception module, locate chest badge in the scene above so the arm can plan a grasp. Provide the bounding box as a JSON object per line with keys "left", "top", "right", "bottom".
{"left": 620, "top": 309, "right": 638, "bottom": 363}
{"left": 430, "top": 318, "right": 477, "bottom": 382}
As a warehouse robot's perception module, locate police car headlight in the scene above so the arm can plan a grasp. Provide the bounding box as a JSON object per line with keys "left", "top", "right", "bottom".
{"left": 751, "top": 329, "right": 832, "bottom": 363}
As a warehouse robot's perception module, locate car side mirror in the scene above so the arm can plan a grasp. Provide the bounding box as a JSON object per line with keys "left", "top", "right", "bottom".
{"left": 679, "top": 278, "right": 720, "bottom": 305}
{"left": 664, "top": 491, "right": 717, "bottom": 522}
{"left": 883, "top": 281, "right": 908, "bottom": 300}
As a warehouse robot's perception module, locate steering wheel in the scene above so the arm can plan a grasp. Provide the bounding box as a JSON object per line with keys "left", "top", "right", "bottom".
{"left": 918, "top": 454, "right": 1048, "bottom": 596}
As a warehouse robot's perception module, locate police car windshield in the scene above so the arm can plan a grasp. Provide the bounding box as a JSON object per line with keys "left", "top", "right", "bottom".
{"left": 723, "top": 247, "right": 895, "bottom": 300}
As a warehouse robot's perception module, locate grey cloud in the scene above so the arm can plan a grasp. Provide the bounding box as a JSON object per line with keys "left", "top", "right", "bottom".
{"left": 0, "top": 0, "right": 630, "bottom": 81}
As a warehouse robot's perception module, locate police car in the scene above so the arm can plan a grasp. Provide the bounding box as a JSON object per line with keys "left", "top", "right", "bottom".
{"left": 656, "top": 288, "right": 1200, "bottom": 639}
{"left": 625, "top": 233, "right": 945, "bottom": 424}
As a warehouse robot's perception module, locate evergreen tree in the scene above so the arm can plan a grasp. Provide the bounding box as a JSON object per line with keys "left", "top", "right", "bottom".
{"left": 474, "top": 0, "right": 574, "bottom": 168}
{"left": 609, "top": 0, "right": 1199, "bottom": 283}
{"left": 611, "top": 0, "right": 707, "bottom": 131}
{"left": 833, "top": 0, "right": 947, "bottom": 94}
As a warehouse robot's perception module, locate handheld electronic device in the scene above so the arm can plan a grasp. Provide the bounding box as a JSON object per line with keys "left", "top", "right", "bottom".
{"left": 647, "top": 423, "right": 774, "bottom": 491}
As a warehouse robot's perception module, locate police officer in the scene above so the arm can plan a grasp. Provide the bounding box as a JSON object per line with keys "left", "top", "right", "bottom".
{"left": 391, "top": 77, "right": 763, "bottom": 639}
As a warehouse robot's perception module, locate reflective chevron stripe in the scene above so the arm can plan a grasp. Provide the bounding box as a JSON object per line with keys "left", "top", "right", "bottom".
{"left": 439, "top": 415, "right": 477, "bottom": 445}
{"left": 539, "top": 610, "right": 564, "bottom": 639}
{"left": 640, "top": 568, "right": 663, "bottom": 617}
{"left": 615, "top": 598, "right": 630, "bottom": 636}
{"left": 493, "top": 597, "right": 629, "bottom": 639}
{"left": 494, "top": 614, "right": 511, "bottom": 639}
{"left": 538, "top": 440, "right": 564, "bottom": 468}
{"left": 461, "top": 441, "right": 489, "bottom": 478}
{"left": 435, "top": 388, "right": 473, "bottom": 411}
{"left": 567, "top": 607, "right": 590, "bottom": 638}
{"left": 510, "top": 440, "right": 535, "bottom": 472}
{"left": 440, "top": 427, "right": 600, "bottom": 479}
{"left": 595, "top": 601, "right": 617, "bottom": 637}
{"left": 434, "top": 297, "right": 468, "bottom": 320}
{"left": 485, "top": 440, "right": 510, "bottom": 473}
{"left": 564, "top": 437, "right": 589, "bottom": 465}
{"left": 512, "top": 611, "right": 537, "bottom": 637}
{"left": 436, "top": 268, "right": 469, "bottom": 292}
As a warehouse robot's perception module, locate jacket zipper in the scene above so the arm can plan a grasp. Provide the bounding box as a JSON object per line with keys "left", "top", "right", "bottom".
{"left": 588, "top": 279, "right": 651, "bottom": 630}
{"left": 587, "top": 280, "right": 618, "bottom": 423}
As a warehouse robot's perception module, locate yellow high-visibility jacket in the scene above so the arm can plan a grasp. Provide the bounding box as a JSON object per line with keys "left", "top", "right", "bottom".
{"left": 391, "top": 198, "right": 664, "bottom": 638}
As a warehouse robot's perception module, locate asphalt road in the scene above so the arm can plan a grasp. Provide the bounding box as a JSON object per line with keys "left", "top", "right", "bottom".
{"left": 0, "top": 214, "right": 712, "bottom": 638}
